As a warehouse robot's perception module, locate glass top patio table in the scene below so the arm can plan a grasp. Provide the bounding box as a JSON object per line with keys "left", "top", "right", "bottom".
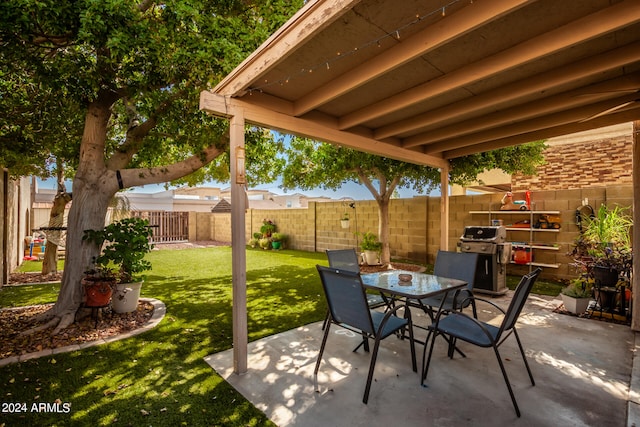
{"left": 360, "top": 270, "right": 467, "bottom": 300}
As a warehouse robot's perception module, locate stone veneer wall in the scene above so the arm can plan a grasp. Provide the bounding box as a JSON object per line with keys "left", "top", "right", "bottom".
{"left": 512, "top": 134, "right": 632, "bottom": 191}
{"left": 194, "top": 184, "right": 633, "bottom": 282}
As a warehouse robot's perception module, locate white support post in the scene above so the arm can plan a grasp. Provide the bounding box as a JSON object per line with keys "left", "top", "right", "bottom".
{"left": 440, "top": 164, "right": 450, "bottom": 251}
{"left": 230, "top": 110, "right": 247, "bottom": 373}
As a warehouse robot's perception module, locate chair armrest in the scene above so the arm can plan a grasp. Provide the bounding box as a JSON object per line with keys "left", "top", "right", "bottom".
{"left": 451, "top": 289, "right": 473, "bottom": 311}
{"left": 469, "top": 297, "right": 507, "bottom": 315}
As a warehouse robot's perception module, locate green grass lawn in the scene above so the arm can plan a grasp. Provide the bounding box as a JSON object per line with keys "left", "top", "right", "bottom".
{"left": 0, "top": 247, "right": 327, "bottom": 426}
{"left": 0, "top": 247, "right": 562, "bottom": 426}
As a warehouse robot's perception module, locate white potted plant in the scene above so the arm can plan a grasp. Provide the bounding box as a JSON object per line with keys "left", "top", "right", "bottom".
{"left": 340, "top": 213, "right": 350, "bottom": 229}
{"left": 359, "top": 232, "right": 382, "bottom": 265}
{"left": 83, "top": 217, "right": 154, "bottom": 313}
{"left": 560, "top": 278, "right": 593, "bottom": 315}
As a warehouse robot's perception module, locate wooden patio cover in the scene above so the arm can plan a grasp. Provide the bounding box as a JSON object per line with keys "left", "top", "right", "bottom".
{"left": 200, "top": 0, "right": 640, "bottom": 373}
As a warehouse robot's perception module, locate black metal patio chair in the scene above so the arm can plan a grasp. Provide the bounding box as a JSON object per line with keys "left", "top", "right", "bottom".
{"left": 421, "top": 267, "right": 542, "bottom": 417}
{"left": 415, "top": 250, "right": 480, "bottom": 320}
{"left": 314, "top": 265, "right": 417, "bottom": 404}
{"left": 322, "top": 249, "right": 386, "bottom": 330}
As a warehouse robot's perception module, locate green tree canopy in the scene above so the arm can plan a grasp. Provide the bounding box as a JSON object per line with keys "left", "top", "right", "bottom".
{"left": 282, "top": 136, "right": 546, "bottom": 263}
{"left": 0, "top": 0, "right": 302, "bottom": 331}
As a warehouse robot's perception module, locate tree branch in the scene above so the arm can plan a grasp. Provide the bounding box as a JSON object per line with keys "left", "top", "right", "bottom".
{"left": 138, "top": 0, "right": 155, "bottom": 12}
{"left": 356, "top": 167, "right": 381, "bottom": 200}
{"left": 386, "top": 175, "right": 402, "bottom": 199}
{"left": 108, "top": 90, "right": 188, "bottom": 169}
{"left": 115, "top": 131, "right": 229, "bottom": 188}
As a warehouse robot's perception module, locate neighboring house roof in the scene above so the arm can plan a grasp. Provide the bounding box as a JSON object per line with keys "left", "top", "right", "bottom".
{"left": 211, "top": 199, "right": 232, "bottom": 213}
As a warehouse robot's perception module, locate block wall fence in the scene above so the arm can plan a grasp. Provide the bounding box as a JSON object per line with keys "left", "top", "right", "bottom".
{"left": 190, "top": 185, "right": 633, "bottom": 281}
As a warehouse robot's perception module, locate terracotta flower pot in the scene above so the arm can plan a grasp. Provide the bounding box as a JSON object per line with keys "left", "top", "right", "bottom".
{"left": 83, "top": 279, "right": 115, "bottom": 307}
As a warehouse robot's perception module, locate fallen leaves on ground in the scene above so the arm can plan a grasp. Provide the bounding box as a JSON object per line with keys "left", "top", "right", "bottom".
{"left": 0, "top": 301, "right": 154, "bottom": 360}
{"left": 8, "top": 271, "right": 63, "bottom": 284}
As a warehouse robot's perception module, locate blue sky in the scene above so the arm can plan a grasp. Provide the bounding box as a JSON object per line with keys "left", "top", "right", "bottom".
{"left": 36, "top": 130, "right": 441, "bottom": 200}
{"left": 37, "top": 176, "right": 438, "bottom": 201}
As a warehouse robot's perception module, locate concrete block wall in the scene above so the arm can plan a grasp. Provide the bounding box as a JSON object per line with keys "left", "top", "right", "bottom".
{"left": 312, "top": 201, "right": 383, "bottom": 253}
{"left": 211, "top": 213, "right": 231, "bottom": 242}
{"left": 193, "top": 212, "right": 212, "bottom": 242}
{"left": 388, "top": 197, "right": 429, "bottom": 263}
{"left": 247, "top": 207, "right": 316, "bottom": 252}
{"left": 457, "top": 186, "right": 633, "bottom": 280}
{"left": 190, "top": 184, "right": 633, "bottom": 282}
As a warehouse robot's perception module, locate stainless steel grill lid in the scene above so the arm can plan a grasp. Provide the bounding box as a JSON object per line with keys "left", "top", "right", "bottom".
{"left": 460, "top": 226, "right": 506, "bottom": 243}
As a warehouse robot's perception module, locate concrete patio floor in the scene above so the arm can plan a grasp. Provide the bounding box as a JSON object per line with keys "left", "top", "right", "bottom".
{"left": 206, "top": 293, "right": 640, "bottom": 427}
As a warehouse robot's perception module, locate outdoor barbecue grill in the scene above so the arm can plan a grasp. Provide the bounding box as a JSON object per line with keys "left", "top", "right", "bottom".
{"left": 459, "top": 226, "right": 510, "bottom": 295}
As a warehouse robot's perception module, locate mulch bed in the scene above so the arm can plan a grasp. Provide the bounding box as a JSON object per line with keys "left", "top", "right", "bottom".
{"left": 0, "top": 302, "right": 154, "bottom": 360}
{"left": 7, "top": 271, "right": 63, "bottom": 285}
{"left": 1, "top": 242, "right": 228, "bottom": 360}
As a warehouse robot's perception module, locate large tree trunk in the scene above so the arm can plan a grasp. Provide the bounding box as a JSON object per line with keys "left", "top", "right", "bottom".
{"left": 41, "top": 191, "right": 72, "bottom": 274}
{"left": 357, "top": 170, "right": 398, "bottom": 266}
{"left": 48, "top": 98, "right": 119, "bottom": 333}
{"left": 32, "top": 91, "right": 226, "bottom": 334}
{"left": 377, "top": 198, "right": 391, "bottom": 265}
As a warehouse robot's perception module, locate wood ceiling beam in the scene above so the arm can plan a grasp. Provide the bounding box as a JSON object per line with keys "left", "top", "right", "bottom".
{"left": 406, "top": 73, "right": 640, "bottom": 148}
{"left": 339, "top": 0, "right": 640, "bottom": 130}
{"left": 213, "top": 0, "right": 362, "bottom": 97}
{"left": 378, "top": 42, "right": 640, "bottom": 141}
{"left": 429, "top": 95, "right": 640, "bottom": 156}
{"left": 292, "top": 0, "right": 529, "bottom": 116}
{"left": 444, "top": 107, "right": 640, "bottom": 159}
{"left": 200, "top": 91, "right": 448, "bottom": 168}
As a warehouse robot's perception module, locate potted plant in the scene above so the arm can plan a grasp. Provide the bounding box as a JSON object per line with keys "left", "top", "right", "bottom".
{"left": 83, "top": 217, "right": 154, "bottom": 313}
{"left": 270, "top": 232, "right": 287, "bottom": 250}
{"left": 359, "top": 232, "right": 382, "bottom": 265}
{"left": 260, "top": 219, "right": 276, "bottom": 237}
{"left": 258, "top": 237, "right": 271, "bottom": 250}
{"left": 570, "top": 204, "right": 632, "bottom": 312}
{"left": 571, "top": 204, "right": 633, "bottom": 287}
{"left": 340, "top": 213, "right": 350, "bottom": 229}
{"left": 81, "top": 265, "right": 117, "bottom": 308}
{"left": 560, "top": 278, "right": 593, "bottom": 315}
{"left": 248, "top": 232, "right": 261, "bottom": 248}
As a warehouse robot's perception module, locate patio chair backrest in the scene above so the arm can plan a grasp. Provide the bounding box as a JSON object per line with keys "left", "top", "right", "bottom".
{"left": 500, "top": 267, "right": 542, "bottom": 336}
{"left": 326, "top": 249, "right": 360, "bottom": 273}
{"left": 433, "top": 250, "right": 479, "bottom": 292}
{"left": 316, "top": 265, "right": 374, "bottom": 335}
